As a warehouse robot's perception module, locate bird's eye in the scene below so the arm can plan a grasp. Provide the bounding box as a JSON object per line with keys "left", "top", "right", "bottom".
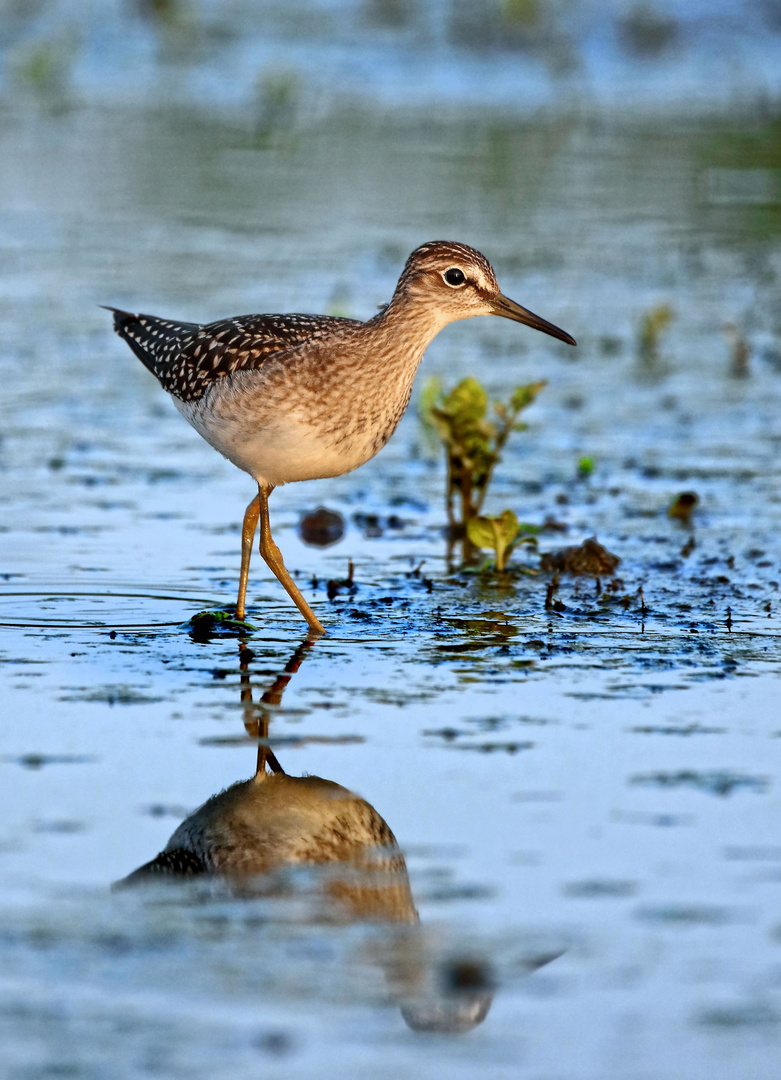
{"left": 443, "top": 268, "right": 466, "bottom": 287}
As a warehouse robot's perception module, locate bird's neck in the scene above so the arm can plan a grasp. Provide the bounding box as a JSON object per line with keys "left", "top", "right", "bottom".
{"left": 367, "top": 289, "right": 451, "bottom": 366}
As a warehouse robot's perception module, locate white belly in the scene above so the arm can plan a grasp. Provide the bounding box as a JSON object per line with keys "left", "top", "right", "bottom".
{"left": 175, "top": 394, "right": 379, "bottom": 487}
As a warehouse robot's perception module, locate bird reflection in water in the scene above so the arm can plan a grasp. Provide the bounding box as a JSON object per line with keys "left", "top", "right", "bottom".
{"left": 116, "top": 638, "right": 494, "bottom": 1033}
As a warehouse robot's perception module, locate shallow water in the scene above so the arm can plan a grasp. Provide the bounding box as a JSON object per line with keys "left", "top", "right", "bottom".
{"left": 2, "top": 4, "right": 781, "bottom": 1077}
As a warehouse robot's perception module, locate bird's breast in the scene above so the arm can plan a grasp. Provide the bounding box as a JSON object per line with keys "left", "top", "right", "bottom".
{"left": 176, "top": 340, "right": 423, "bottom": 486}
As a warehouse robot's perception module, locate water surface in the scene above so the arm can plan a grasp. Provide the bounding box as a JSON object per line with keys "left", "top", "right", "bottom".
{"left": 1, "top": 4, "right": 781, "bottom": 1076}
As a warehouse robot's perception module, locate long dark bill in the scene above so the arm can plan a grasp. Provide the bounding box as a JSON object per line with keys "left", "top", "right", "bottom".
{"left": 490, "top": 294, "right": 576, "bottom": 346}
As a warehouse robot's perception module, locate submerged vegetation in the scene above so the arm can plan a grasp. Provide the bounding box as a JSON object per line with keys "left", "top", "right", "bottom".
{"left": 638, "top": 303, "right": 674, "bottom": 364}
{"left": 420, "top": 375, "right": 546, "bottom": 565}
{"left": 188, "top": 609, "right": 256, "bottom": 642}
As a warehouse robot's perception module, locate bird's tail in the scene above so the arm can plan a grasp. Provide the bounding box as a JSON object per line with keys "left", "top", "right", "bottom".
{"left": 102, "top": 305, "right": 199, "bottom": 379}
{"left": 101, "top": 305, "right": 137, "bottom": 334}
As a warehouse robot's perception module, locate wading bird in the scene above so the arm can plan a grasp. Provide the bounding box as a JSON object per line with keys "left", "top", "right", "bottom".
{"left": 108, "top": 242, "right": 575, "bottom": 634}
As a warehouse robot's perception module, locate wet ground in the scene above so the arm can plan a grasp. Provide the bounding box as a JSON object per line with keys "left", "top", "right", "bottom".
{"left": 2, "top": 4, "right": 781, "bottom": 1077}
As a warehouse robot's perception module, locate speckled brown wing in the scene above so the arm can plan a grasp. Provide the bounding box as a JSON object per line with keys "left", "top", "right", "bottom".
{"left": 108, "top": 309, "right": 361, "bottom": 404}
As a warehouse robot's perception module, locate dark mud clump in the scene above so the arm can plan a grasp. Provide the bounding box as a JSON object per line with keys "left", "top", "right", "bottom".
{"left": 298, "top": 507, "right": 346, "bottom": 547}
{"left": 540, "top": 538, "right": 621, "bottom": 576}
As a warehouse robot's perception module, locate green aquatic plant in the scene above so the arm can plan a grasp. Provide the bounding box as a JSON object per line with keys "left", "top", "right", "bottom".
{"left": 638, "top": 304, "right": 674, "bottom": 363}
{"left": 254, "top": 68, "right": 303, "bottom": 147}
{"left": 188, "top": 609, "right": 256, "bottom": 642}
{"left": 502, "top": 0, "right": 542, "bottom": 27}
{"left": 420, "top": 375, "right": 546, "bottom": 561}
{"left": 466, "top": 509, "right": 538, "bottom": 571}
{"left": 11, "top": 33, "right": 77, "bottom": 105}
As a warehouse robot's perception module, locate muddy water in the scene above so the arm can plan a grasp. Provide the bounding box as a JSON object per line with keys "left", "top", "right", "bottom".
{"left": 2, "top": 18, "right": 781, "bottom": 1078}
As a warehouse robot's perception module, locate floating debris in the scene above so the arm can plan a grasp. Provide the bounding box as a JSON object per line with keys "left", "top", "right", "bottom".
{"left": 697, "top": 1003, "right": 781, "bottom": 1030}
{"left": 562, "top": 879, "right": 637, "bottom": 899}
{"left": 32, "top": 819, "right": 86, "bottom": 833}
{"left": 2, "top": 753, "right": 96, "bottom": 770}
{"left": 668, "top": 491, "right": 699, "bottom": 524}
{"left": 630, "top": 722, "right": 725, "bottom": 736}
{"left": 352, "top": 512, "right": 407, "bottom": 538}
{"left": 619, "top": 5, "right": 678, "bottom": 56}
{"left": 724, "top": 323, "right": 750, "bottom": 378}
{"left": 637, "top": 303, "right": 674, "bottom": 363}
{"left": 630, "top": 769, "right": 769, "bottom": 798}
{"left": 635, "top": 903, "right": 734, "bottom": 926}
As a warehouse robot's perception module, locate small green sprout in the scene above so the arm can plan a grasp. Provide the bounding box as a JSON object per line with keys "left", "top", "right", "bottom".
{"left": 466, "top": 510, "right": 538, "bottom": 571}
{"left": 578, "top": 455, "right": 595, "bottom": 477}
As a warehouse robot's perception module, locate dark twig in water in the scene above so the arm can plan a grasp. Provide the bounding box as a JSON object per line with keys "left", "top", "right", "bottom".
{"left": 638, "top": 586, "right": 648, "bottom": 617}
{"left": 327, "top": 559, "right": 356, "bottom": 600}
{"left": 545, "top": 572, "right": 565, "bottom": 612}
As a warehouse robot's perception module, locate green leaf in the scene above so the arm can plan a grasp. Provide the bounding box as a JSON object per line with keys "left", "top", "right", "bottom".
{"left": 442, "top": 377, "right": 488, "bottom": 423}
{"left": 510, "top": 380, "right": 547, "bottom": 413}
{"left": 506, "top": 533, "right": 538, "bottom": 557}
{"left": 467, "top": 516, "right": 499, "bottom": 550}
{"left": 467, "top": 509, "right": 520, "bottom": 571}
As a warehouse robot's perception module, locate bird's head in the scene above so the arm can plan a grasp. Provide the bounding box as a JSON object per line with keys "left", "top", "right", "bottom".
{"left": 393, "top": 241, "right": 576, "bottom": 346}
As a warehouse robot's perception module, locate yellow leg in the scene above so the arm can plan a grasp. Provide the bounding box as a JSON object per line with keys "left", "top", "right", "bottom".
{"left": 236, "top": 495, "right": 260, "bottom": 621}
{"left": 257, "top": 483, "right": 326, "bottom": 636}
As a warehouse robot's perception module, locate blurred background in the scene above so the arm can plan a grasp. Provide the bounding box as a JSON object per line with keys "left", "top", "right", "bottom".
{"left": 2, "top": 3, "right": 781, "bottom": 1079}
{"left": 3, "top": 0, "right": 781, "bottom": 557}
{"left": 2, "top": 0, "right": 780, "bottom": 337}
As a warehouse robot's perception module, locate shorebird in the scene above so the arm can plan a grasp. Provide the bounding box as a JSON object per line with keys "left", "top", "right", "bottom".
{"left": 108, "top": 241, "right": 575, "bottom": 634}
